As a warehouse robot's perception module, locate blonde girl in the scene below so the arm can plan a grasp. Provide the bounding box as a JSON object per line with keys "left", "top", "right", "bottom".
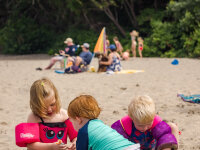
{"left": 138, "top": 37, "right": 144, "bottom": 58}
{"left": 27, "top": 78, "right": 77, "bottom": 150}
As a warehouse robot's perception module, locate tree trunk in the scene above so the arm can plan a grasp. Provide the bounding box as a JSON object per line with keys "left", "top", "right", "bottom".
{"left": 103, "top": 7, "right": 126, "bottom": 37}
{"left": 83, "top": 11, "right": 96, "bottom": 30}
{"left": 154, "top": 0, "right": 158, "bottom": 9}
{"left": 124, "top": 0, "right": 137, "bottom": 28}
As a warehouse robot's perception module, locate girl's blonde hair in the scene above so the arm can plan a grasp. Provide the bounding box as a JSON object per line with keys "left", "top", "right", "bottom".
{"left": 30, "top": 78, "right": 61, "bottom": 118}
{"left": 128, "top": 95, "right": 155, "bottom": 124}
{"left": 113, "top": 36, "right": 119, "bottom": 41}
{"left": 138, "top": 37, "right": 143, "bottom": 42}
{"left": 68, "top": 95, "right": 101, "bottom": 119}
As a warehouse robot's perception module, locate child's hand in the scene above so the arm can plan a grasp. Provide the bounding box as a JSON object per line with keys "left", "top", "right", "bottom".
{"left": 50, "top": 142, "right": 68, "bottom": 150}
{"left": 67, "top": 138, "right": 77, "bottom": 150}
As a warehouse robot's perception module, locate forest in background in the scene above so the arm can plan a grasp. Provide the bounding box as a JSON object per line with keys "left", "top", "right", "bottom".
{"left": 0, "top": 0, "right": 200, "bottom": 57}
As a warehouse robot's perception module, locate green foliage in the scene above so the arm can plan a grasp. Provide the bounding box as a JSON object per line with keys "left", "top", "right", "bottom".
{"left": 143, "top": 20, "right": 177, "bottom": 57}
{"left": 0, "top": 16, "right": 54, "bottom": 54}
{"left": 0, "top": 0, "right": 200, "bottom": 57}
{"left": 137, "top": 8, "right": 166, "bottom": 36}
{"left": 48, "top": 26, "right": 99, "bottom": 55}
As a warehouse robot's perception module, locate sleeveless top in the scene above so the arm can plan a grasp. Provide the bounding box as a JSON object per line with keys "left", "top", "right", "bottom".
{"left": 107, "top": 55, "right": 122, "bottom": 72}
{"left": 39, "top": 118, "right": 77, "bottom": 144}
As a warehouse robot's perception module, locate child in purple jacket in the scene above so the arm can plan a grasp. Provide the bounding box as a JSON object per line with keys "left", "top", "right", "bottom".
{"left": 111, "top": 95, "right": 179, "bottom": 150}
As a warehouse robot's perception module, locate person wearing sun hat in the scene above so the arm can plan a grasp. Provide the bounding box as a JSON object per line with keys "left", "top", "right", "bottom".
{"left": 65, "top": 43, "right": 93, "bottom": 73}
{"left": 44, "top": 37, "right": 78, "bottom": 70}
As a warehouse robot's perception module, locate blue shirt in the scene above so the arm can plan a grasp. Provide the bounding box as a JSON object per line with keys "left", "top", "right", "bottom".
{"left": 76, "top": 119, "right": 139, "bottom": 150}
{"left": 79, "top": 51, "right": 93, "bottom": 65}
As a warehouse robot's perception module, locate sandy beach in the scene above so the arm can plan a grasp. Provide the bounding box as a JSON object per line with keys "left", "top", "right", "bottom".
{"left": 0, "top": 54, "right": 199, "bottom": 150}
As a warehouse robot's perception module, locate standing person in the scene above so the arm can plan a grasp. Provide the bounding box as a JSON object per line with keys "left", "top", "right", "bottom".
{"left": 45, "top": 38, "right": 78, "bottom": 70}
{"left": 105, "top": 35, "right": 110, "bottom": 55}
{"left": 111, "top": 95, "right": 179, "bottom": 150}
{"left": 100, "top": 44, "right": 122, "bottom": 72}
{"left": 67, "top": 94, "right": 140, "bottom": 150}
{"left": 113, "top": 36, "right": 123, "bottom": 57}
{"left": 27, "top": 78, "right": 77, "bottom": 150}
{"left": 66, "top": 43, "right": 93, "bottom": 73}
{"left": 138, "top": 37, "right": 144, "bottom": 58}
{"left": 130, "top": 30, "right": 139, "bottom": 58}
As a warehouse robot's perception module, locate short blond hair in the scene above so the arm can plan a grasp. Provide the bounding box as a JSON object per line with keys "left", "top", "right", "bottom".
{"left": 138, "top": 37, "right": 143, "bottom": 42}
{"left": 128, "top": 95, "right": 155, "bottom": 124}
{"left": 30, "top": 78, "right": 61, "bottom": 118}
{"left": 113, "top": 36, "right": 119, "bottom": 41}
{"left": 68, "top": 95, "right": 101, "bottom": 119}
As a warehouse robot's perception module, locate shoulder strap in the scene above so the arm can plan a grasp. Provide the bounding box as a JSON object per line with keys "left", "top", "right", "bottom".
{"left": 120, "top": 115, "right": 133, "bottom": 136}
{"left": 40, "top": 117, "right": 44, "bottom": 124}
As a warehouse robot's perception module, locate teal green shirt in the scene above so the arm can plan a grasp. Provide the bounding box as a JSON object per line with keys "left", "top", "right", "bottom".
{"left": 76, "top": 119, "right": 140, "bottom": 150}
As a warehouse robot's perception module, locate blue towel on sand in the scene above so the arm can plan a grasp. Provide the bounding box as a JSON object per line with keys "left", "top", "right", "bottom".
{"left": 177, "top": 94, "right": 200, "bottom": 104}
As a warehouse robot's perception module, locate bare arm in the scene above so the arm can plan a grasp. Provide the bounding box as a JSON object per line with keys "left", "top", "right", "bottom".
{"left": 100, "top": 54, "right": 113, "bottom": 65}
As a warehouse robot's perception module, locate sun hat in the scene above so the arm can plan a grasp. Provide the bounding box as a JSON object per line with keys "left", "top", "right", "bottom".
{"left": 64, "top": 38, "right": 73, "bottom": 44}
{"left": 130, "top": 30, "right": 139, "bottom": 37}
{"left": 109, "top": 44, "right": 116, "bottom": 51}
{"left": 81, "top": 43, "right": 90, "bottom": 49}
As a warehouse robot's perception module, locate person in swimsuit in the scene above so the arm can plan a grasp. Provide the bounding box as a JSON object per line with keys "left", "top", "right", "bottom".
{"left": 27, "top": 78, "right": 77, "bottom": 150}
{"left": 130, "top": 30, "right": 139, "bottom": 58}
{"left": 138, "top": 37, "right": 144, "bottom": 58}
{"left": 67, "top": 94, "right": 140, "bottom": 150}
{"left": 113, "top": 36, "right": 123, "bottom": 57}
{"left": 100, "top": 44, "right": 122, "bottom": 72}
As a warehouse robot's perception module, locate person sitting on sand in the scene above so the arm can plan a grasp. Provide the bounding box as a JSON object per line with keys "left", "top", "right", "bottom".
{"left": 45, "top": 38, "right": 78, "bottom": 70}
{"left": 67, "top": 94, "right": 141, "bottom": 150}
{"left": 111, "top": 95, "right": 179, "bottom": 150}
{"left": 26, "top": 78, "right": 77, "bottom": 149}
{"left": 99, "top": 44, "right": 122, "bottom": 72}
{"left": 65, "top": 43, "right": 93, "bottom": 73}
{"left": 122, "top": 49, "right": 130, "bottom": 61}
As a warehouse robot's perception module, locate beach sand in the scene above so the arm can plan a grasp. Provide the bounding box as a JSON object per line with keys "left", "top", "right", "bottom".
{"left": 0, "top": 54, "right": 199, "bottom": 150}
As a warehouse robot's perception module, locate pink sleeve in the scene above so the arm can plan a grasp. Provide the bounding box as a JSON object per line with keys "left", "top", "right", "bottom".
{"left": 65, "top": 119, "right": 78, "bottom": 142}
{"left": 151, "top": 115, "right": 162, "bottom": 129}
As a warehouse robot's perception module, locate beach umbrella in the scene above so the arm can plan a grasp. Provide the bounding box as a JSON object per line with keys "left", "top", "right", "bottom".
{"left": 93, "top": 27, "right": 106, "bottom": 54}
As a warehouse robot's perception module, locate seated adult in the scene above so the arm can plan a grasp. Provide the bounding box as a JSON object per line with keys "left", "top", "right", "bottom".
{"left": 66, "top": 43, "right": 93, "bottom": 72}
{"left": 45, "top": 38, "right": 78, "bottom": 70}
{"left": 99, "top": 44, "right": 122, "bottom": 72}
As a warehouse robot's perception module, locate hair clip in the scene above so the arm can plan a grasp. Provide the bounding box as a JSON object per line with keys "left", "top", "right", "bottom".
{"left": 41, "top": 81, "right": 45, "bottom": 86}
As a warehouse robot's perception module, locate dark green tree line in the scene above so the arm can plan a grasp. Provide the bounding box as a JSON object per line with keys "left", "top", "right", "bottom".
{"left": 0, "top": 0, "right": 199, "bottom": 57}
